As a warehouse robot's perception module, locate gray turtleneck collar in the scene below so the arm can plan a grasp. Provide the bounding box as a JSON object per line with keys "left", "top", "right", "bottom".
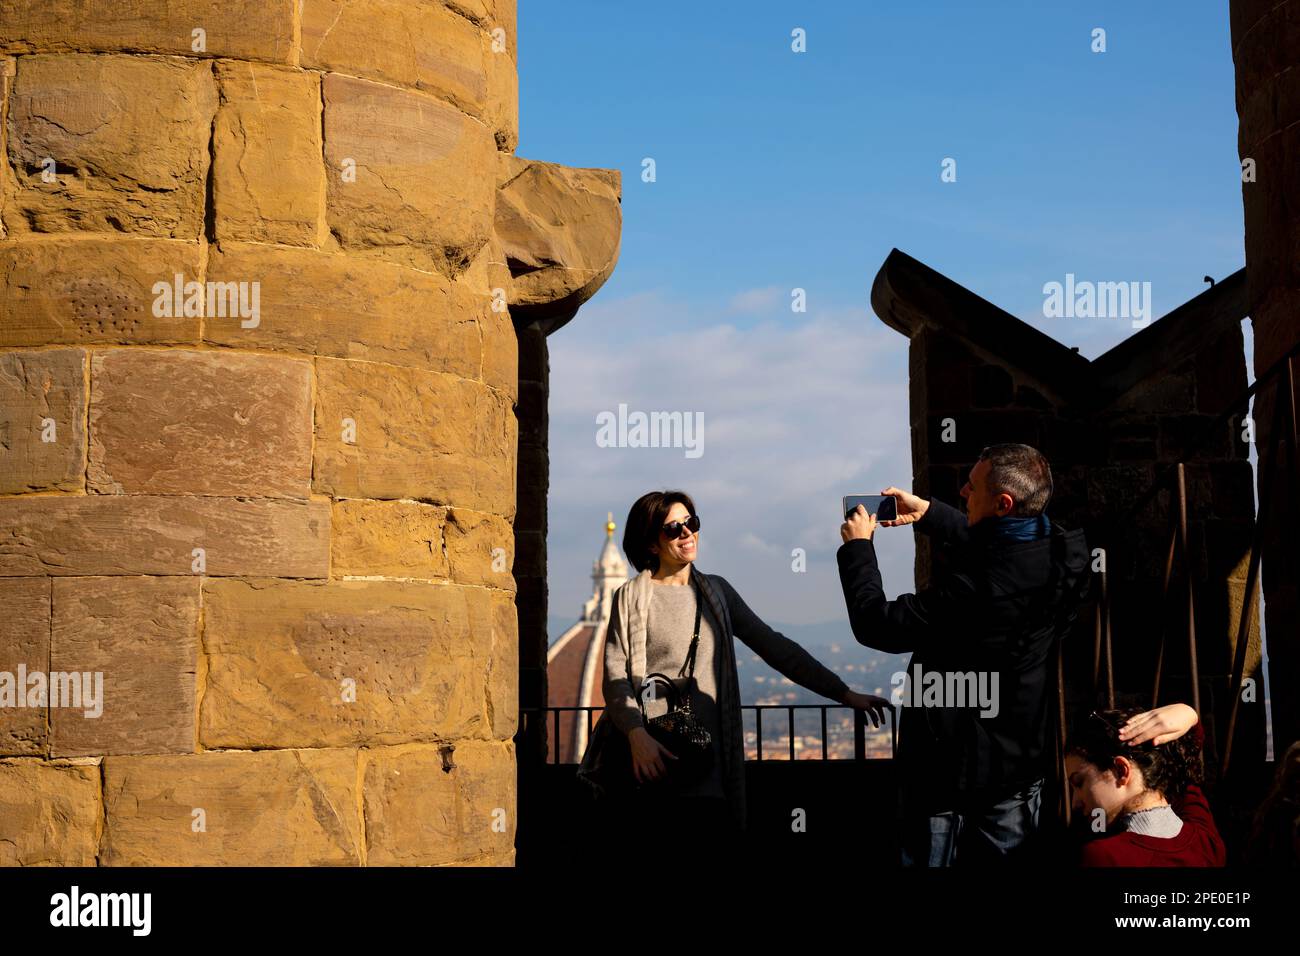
{"left": 1115, "top": 804, "right": 1184, "bottom": 838}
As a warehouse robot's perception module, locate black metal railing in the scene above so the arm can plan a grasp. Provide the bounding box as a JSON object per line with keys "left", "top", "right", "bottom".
{"left": 521, "top": 703, "right": 897, "bottom": 765}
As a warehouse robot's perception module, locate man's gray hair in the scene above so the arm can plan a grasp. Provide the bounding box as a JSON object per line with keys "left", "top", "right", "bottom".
{"left": 978, "top": 443, "right": 1053, "bottom": 516}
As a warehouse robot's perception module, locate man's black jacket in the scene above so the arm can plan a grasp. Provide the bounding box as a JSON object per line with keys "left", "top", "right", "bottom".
{"left": 837, "top": 498, "right": 1091, "bottom": 813}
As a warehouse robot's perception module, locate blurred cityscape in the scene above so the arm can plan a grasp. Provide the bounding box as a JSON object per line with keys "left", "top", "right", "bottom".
{"left": 737, "top": 641, "right": 901, "bottom": 759}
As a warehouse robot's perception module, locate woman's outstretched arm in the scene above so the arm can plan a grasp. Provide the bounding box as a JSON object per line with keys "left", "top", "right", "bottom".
{"left": 715, "top": 576, "right": 851, "bottom": 703}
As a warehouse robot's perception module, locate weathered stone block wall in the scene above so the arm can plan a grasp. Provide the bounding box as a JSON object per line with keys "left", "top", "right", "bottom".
{"left": 1232, "top": 0, "right": 1300, "bottom": 758}
{"left": 0, "top": 0, "right": 617, "bottom": 867}
{"left": 874, "top": 253, "right": 1262, "bottom": 773}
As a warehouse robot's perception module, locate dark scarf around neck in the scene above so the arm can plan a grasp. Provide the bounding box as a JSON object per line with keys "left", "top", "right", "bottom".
{"left": 974, "top": 512, "right": 1051, "bottom": 543}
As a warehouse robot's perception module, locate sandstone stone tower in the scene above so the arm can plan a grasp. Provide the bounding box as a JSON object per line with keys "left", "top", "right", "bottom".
{"left": 1232, "top": 0, "right": 1300, "bottom": 762}
{"left": 0, "top": 0, "right": 620, "bottom": 866}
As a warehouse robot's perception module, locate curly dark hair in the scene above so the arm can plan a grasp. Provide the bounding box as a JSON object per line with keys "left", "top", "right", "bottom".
{"left": 1066, "top": 707, "right": 1203, "bottom": 800}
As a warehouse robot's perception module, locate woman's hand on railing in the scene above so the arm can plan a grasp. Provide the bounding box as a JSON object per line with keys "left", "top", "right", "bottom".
{"left": 628, "top": 726, "right": 677, "bottom": 783}
{"left": 842, "top": 691, "right": 894, "bottom": 728}
{"left": 1118, "top": 703, "right": 1198, "bottom": 746}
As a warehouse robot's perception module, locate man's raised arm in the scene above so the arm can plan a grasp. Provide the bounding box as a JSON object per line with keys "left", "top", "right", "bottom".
{"left": 878, "top": 486, "right": 971, "bottom": 548}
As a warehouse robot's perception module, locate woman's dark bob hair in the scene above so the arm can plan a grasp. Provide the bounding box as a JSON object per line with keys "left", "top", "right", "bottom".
{"left": 623, "top": 490, "right": 697, "bottom": 573}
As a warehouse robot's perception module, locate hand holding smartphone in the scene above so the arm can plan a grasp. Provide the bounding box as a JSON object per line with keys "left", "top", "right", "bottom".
{"left": 843, "top": 494, "right": 898, "bottom": 523}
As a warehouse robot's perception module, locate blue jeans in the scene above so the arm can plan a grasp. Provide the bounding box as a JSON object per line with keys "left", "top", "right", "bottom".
{"left": 901, "top": 778, "right": 1043, "bottom": 867}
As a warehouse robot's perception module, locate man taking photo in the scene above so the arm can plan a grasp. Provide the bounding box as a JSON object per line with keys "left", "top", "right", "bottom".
{"left": 838, "top": 443, "right": 1091, "bottom": 866}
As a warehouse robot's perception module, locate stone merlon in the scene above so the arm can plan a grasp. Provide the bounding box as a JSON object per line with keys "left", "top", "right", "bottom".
{"left": 494, "top": 154, "right": 622, "bottom": 331}
{"left": 870, "top": 248, "right": 1249, "bottom": 412}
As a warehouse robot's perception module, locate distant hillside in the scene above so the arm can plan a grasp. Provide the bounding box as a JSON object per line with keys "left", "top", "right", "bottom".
{"left": 546, "top": 614, "right": 908, "bottom": 703}
{"left": 549, "top": 615, "right": 859, "bottom": 650}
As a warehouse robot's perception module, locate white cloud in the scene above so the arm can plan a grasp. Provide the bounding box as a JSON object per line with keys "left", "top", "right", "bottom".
{"left": 726, "top": 285, "right": 785, "bottom": 314}
{"left": 738, "top": 532, "right": 782, "bottom": 556}
{"left": 545, "top": 291, "right": 921, "bottom": 626}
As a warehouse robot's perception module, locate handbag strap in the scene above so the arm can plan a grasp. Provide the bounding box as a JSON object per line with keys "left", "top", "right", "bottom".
{"left": 679, "top": 573, "right": 704, "bottom": 680}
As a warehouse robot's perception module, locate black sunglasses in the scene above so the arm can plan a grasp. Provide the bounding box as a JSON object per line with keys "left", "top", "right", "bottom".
{"left": 661, "top": 514, "right": 701, "bottom": 539}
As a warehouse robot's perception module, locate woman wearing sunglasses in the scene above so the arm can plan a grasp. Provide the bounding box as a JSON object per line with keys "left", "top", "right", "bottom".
{"left": 1065, "top": 702, "right": 1225, "bottom": 866}
{"left": 580, "top": 489, "right": 891, "bottom": 842}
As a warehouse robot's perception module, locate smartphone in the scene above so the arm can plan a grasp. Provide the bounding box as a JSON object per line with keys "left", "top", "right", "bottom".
{"left": 843, "top": 494, "right": 898, "bottom": 522}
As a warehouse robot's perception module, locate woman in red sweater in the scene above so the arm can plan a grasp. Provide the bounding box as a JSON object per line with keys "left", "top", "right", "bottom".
{"left": 1065, "top": 703, "right": 1226, "bottom": 867}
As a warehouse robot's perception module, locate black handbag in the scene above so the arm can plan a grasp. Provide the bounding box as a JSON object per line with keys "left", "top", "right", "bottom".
{"left": 576, "top": 576, "right": 715, "bottom": 797}
{"left": 638, "top": 577, "right": 714, "bottom": 786}
{"left": 577, "top": 710, "right": 636, "bottom": 798}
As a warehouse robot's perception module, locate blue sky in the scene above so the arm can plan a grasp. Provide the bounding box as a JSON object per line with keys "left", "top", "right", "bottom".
{"left": 518, "top": 1, "right": 1248, "bottom": 629}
